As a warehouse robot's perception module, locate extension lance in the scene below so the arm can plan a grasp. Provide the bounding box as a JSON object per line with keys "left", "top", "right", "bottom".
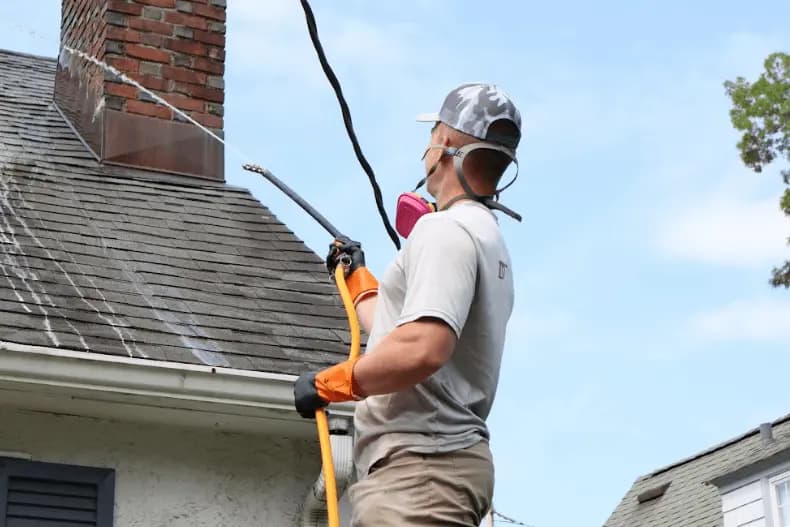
{"left": 243, "top": 163, "right": 358, "bottom": 527}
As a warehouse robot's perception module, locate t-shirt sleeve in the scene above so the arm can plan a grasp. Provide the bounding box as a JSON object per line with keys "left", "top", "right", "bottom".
{"left": 395, "top": 216, "right": 477, "bottom": 337}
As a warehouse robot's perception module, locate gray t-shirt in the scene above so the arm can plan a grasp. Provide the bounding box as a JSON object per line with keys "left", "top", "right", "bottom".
{"left": 354, "top": 200, "right": 514, "bottom": 477}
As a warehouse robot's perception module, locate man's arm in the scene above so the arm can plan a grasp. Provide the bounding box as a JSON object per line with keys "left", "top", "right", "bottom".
{"left": 352, "top": 317, "right": 455, "bottom": 396}
{"left": 294, "top": 220, "right": 475, "bottom": 418}
{"left": 355, "top": 295, "right": 377, "bottom": 334}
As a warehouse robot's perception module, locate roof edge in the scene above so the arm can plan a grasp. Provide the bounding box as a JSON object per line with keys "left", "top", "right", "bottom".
{"left": 647, "top": 413, "right": 790, "bottom": 478}
{"left": 0, "top": 47, "right": 57, "bottom": 63}
{"left": 0, "top": 341, "right": 354, "bottom": 425}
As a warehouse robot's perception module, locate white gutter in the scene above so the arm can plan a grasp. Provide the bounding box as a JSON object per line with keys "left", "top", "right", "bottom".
{"left": 0, "top": 341, "right": 354, "bottom": 425}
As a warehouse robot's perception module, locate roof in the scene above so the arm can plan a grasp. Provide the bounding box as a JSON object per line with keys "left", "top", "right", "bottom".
{"left": 0, "top": 49, "right": 351, "bottom": 375}
{"left": 604, "top": 414, "right": 790, "bottom": 527}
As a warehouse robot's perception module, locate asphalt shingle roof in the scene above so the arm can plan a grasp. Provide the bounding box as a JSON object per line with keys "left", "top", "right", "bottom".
{"left": 604, "top": 414, "right": 790, "bottom": 527}
{"left": 0, "top": 49, "right": 350, "bottom": 374}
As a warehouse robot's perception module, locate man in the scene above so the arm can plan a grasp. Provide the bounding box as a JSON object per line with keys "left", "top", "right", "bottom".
{"left": 295, "top": 83, "right": 522, "bottom": 526}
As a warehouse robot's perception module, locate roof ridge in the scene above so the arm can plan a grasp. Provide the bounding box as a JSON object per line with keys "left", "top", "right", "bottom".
{"left": 646, "top": 412, "right": 790, "bottom": 478}
{"left": 0, "top": 47, "right": 57, "bottom": 63}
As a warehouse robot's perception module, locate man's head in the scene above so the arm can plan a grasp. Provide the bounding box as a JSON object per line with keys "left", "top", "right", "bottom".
{"left": 417, "top": 83, "right": 522, "bottom": 200}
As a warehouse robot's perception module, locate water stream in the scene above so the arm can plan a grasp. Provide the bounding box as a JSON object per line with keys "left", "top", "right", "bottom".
{"left": 61, "top": 45, "right": 252, "bottom": 164}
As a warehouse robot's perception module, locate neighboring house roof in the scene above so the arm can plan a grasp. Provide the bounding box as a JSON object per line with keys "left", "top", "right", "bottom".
{"left": 604, "top": 414, "right": 790, "bottom": 527}
{"left": 0, "top": 49, "right": 350, "bottom": 375}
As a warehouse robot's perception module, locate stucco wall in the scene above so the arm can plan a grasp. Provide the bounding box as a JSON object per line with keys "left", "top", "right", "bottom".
{"left": 0, "top": 406, "right": 323, "bottom": 526}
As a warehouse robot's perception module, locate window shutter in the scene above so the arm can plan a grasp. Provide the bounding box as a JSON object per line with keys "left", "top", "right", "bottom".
{"left": 0, "top": 458, "right": 114, "bottom": 527}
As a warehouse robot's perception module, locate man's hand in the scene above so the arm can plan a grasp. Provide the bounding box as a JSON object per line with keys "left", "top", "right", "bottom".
{"left": 293, "top": 359, "right": 361, "bottom": 418}
{"left": 325, "top": 237, "right": 379, "bottom": 306}
{"left": 325, "top": 236, "right": 365, "bottom": 276}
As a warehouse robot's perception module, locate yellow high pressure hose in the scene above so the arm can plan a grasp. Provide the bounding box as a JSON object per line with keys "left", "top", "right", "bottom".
{"left": 314, "top": 265, "right": 361, "bottom": 527}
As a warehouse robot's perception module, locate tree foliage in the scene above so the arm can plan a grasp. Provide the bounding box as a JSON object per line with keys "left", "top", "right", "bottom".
{"left": 725, "top": 52, "right": 790, "bottom": 288}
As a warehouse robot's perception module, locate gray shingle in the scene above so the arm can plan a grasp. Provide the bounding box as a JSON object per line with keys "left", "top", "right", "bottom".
{"left": 0, "top": 49, "right": 351, "bottom": 375}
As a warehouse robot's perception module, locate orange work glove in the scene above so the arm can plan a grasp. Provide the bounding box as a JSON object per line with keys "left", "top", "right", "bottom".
{"left": 293, "top": 359, "right": 363, "bottom": 418}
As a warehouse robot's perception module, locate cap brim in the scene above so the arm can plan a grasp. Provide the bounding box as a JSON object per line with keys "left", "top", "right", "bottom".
{"left": 416, "top": 112, "right": 440, "bottom": 122}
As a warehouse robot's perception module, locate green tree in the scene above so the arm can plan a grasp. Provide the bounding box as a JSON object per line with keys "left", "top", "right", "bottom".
{"left": 725, "top": 52, "right": 790, "bottom": 288}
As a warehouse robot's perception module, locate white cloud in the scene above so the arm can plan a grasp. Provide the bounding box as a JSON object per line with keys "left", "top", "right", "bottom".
{"left": 689, "top": 297, "right": 790, "bottom": 341}
{"left": 656, "top": 193, "right": 788, "bottom": 267}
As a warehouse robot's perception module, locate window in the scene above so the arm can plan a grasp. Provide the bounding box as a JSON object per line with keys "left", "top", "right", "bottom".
{"left": 770, "top": 471, "right": 790, "bottom": 527}
{"left": 0, "top": 457, "right": 115, "bottom": 527}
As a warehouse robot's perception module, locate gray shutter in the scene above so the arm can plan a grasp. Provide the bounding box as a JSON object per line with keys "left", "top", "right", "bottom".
{"left": 0, "top": 458, "right": 114, "bottom": 527}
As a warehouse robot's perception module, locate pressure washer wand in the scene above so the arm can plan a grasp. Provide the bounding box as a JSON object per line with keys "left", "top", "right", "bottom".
{"left": 243, "top": 163, "right": 346, "bottom": 240}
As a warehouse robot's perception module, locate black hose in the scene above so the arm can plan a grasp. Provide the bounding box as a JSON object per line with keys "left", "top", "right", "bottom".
{"left": 298, "top": 0, "right": 402, "bottom": 250}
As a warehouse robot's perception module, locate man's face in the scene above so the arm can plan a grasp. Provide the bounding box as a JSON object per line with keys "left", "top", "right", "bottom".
{"left": 424, "top": 123, "right": 444, "bottom": 196}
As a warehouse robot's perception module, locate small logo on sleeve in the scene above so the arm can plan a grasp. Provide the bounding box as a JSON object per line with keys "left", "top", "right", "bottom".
{"left": 498, "top": 261, "right": 508, "bottom": 279}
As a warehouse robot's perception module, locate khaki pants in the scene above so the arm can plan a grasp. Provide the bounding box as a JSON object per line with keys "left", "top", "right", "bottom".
{"left": 349, "top": 441, "right": 494, "bottom": 526}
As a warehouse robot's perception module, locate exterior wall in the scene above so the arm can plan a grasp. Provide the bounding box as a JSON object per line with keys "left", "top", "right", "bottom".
{"left": 0, "top": 406, "right": 321, "bottom": 526}
{"left": 721, "top": 480, "right": 765, "bottom": 527}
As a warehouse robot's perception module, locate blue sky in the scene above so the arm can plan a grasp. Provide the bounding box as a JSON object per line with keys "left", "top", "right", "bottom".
{"left": 1, "top": 1, "right": 789, "bottom": 525}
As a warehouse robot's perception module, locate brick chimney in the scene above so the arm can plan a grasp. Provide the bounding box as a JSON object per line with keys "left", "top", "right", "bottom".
{"left": 54, "top": 0, "right": 226, "bottom": 180}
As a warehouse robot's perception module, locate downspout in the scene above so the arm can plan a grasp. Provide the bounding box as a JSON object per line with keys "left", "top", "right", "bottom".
{"left": 301, "top": 416, "right": 354, "bottom": 527}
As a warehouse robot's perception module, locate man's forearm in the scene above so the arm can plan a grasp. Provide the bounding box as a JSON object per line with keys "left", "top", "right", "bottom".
{"left": 355, "top": 295, "right": 377, "bottom": 334}
{"left": 353, "top": 319, "right": 455, "bottom": 396}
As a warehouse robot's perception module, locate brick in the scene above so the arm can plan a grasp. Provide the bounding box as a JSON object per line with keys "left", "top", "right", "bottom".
{"left": 174, "top": 26, "right": 194, "bottom": 39}
{"left": 173, "top": 53, "right": 192, "bottom": 67}
{"left": 105, "top": 82, "right": 138, "bottom": 99}
{"left": 139, "top": 61, "right": 163, "bottom": 76}
{"left": 192, "top": 112, "right": 223, "bottom": 129}
{"left": 206, "top": 102, "right": 223, "bottom": 117}
{"left": 162, "top": 65, "right": 206, "bottom": 85}
{"left": 107, "top": 0, "right": 142, "bottom": 16}
{"left": 192, "top": 57, "right": 223, "bottom": 74}
{"left": 104, "top": 94, "right": 126, "bottom": 110}
{"left": 193, "top": 3, "right": 225, "bottom": 21}
{"left": 206, "top": 75, "right": 223, "bottom": 89}
{"left": 136, "top": 0, "right": 176, "bottom": 7}
{"left": 126, "top": 44, "right": 171, "bottom": 63}
{"left": 105, "top": 40, "right": 124, "bottom": 55}
{"left": 208, "top": 21, "right": 225, "bottom": 34}
{"left": 142, "top": 6, "right": 164, "bottom": 20}
{"left": 194, "top": 29, "right": 224, "bottom": 47}
{"left": 141, "top": 32, "right": 165, "bottom": 47}
{"left": 106, "top": 26, "right": 141, "bottom": 43}
{"left": 130, "top": 74, "right": 169, "bottom": 92}
{"left": 106, "top": 56, "right": 139, "bottom": 74}
{"left": 164, "top": 11, "right": 207, "bottom": 30}
{"left": 175, "top": 0, "right": 192, "bottom": 12}
{"left": 106, "top": 11, "right": 128, "bottom": 26}
{"left": 127, "top": 99, "right": 172, "bottom": 119}
{"left": 165, "top": 38, "right": 208, "bottom": 57}
{"left": 207, "top": 47, "right": 224, "bottom": 61}
{"left": 163, "top": 93, "right": 205, "bottom": 112}
{"left": 128, "top": 17, "right": 174, "bottom": 36}
{"left": 137, "top": 89, "right": 159, "bottom": 103}
{"left": 190, "top": 85, "right": 223, "bottom": 103}
{"left": 173, "top": 83, "right": 223, "bottom": 103}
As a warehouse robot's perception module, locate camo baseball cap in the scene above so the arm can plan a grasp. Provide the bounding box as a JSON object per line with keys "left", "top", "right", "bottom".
{"left": 417, "top": 83, "right": 522, "bottom": 151}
